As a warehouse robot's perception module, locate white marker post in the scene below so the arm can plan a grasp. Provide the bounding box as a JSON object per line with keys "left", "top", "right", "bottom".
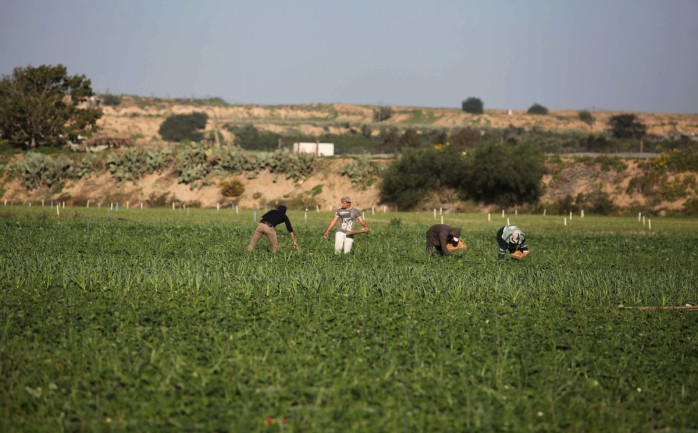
{"left": 488, "top": 212, "right": 491, "bottom": 222}
{"left": 564, "top": 217, "right": 567, "bottom": 226}
{"left": 441, "top": 215, "right": 444, "bottom": 224}
{"left": 434, "top": 208, "right": 436, "bottom": 219}
{"left": 507, "top": 218, "right": 510, "bottom": 226}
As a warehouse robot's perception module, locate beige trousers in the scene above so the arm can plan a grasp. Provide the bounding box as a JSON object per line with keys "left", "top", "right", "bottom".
{"left": 248, "top": 223, "right": 278, "bottom": 252}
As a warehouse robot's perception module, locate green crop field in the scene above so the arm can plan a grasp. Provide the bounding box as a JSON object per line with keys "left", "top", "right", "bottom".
{"left": 1, "top": 206, "right": 697, "bottom": 432}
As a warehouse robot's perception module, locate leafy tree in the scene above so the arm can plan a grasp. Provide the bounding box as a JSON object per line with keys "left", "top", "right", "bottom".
{"left": 464, "top": 142, "right": 545, "bottom": 206}
{"left": 379, "top": 147, "right": 467, "bottom": 210}
{"left": 0, "top": 64, "right": 102, "bottom": 149}
{"left": 527, "top": 103, "right": 549, "bottom": 115}
{"left": 159, "top": 112, "right": 208, "bottom": 142}
{"left": 461, "top": 97, "right": 484, "bottom": 114}
{"left": 609, "top": 114, "right": 647, "bottom": 139}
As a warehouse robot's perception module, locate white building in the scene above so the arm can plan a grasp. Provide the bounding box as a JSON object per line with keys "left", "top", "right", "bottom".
{"left": 293, "top": 142, "right": 334, "bottom": 156}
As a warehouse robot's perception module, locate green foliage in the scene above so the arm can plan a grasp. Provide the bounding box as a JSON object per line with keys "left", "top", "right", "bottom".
{"left": 609, "top": 113, "right": 647, "bottom": 139}
{"left": 1, "top": 213, "right": 697, "bottom": 431}
{"left": 76, "top": 153, "right": 103, "bottom": 178}
{"left": 218, "top": 177, "right": 245, "bottom": 198}
{"left": 380, "top": 147, "right": 468, "bottom": 210}
{"left": 225, "top": 124, "right": 281, "bottom": 151}
{"left": 0, "top": 64, "right": 102, "bottom": 149}
{"left": 652, "top": 148, "right": 698, "bottom": 173}
{"left": 527, "top": 103, "right": 549, "bottom": 115}
{"left": 106, "top": 147, "right": 171, "bottom": 183}
{"left": 9, "top": 152, "right": 74, "bottom": 190}
{"left": 461, "top": 97, "right": 484, "bottom": 114}
{"left": 159, "top": 112, "right": 208, "bottom": 142}
{"left": 341, "top": 155, "right": 382, "bottom": 186}
{"left": 175, "top": 148, "right": 211, "bottom": 184}
{"left": 101, "top": 94, "right": 122, "bottom": 107}
{"left": 465, "top": 142, "right": 545, "bottom": 206}
{"left": 593, "top": 155, "right": 628, "bottom": 172}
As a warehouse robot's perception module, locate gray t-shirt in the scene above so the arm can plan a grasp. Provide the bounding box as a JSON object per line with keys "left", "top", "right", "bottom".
{"left": 335, "top": 208, "right": 361, "bottom": 233}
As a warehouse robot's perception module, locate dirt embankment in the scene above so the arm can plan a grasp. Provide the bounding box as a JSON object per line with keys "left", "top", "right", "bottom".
{"left": 2, "top": 98, "right": 696, "bottom": 212}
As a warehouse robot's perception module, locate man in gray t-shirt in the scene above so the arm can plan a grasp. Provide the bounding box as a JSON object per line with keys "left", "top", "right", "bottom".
{"left": 323, "top": 196, "right": 371, "bottom": 253}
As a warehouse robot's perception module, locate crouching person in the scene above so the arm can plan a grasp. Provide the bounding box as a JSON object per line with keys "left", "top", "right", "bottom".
{"left": 426, "top": 224, "right": 462, "bottom": 257}
{"left": 497, "top": 225, "right": 529, "bottom": 259}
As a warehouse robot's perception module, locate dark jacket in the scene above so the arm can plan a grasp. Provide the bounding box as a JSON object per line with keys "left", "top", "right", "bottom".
{"left": 426, "top": 224, "right": 462, "bottom": 256}
{"left": 261, "top": 209, "right": 294, "bottom": 233}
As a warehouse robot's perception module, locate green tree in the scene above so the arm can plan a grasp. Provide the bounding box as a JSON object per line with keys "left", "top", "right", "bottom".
{"left": 159, "top": 112, "right": 208, "bottom": 142}
{"left": 609, "top": 113, "right": 647, "bottom": 139}
{"left": 464, "top": 142, "right": 545, "bottom": 206}
{"left": 527, "top": 103, "right": 549, "bottom": 115}
{"left": 0, "top": 64, "right": 102, "bottom": 149}
{"left": 379, "top": 147, "right": 467, "bottom": 210}
{"left": 461, "top": 97, "right": 484, "bottom": 114}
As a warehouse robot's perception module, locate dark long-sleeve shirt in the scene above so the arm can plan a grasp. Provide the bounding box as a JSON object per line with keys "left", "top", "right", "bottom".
{"left": 260, "top": 210, "right": 294, "bottom": 233}
{"left": 426, "top": 224, "right": 462, "bottom": 257}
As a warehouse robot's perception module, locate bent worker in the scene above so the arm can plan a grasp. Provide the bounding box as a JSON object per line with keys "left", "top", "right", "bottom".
{"left": 497, "top": 225, "right": 529, "bottom": 259}
{"left": 323, "top": 196, "right": 370, "bottom": 254}
{"left": 248, "top": 204, "right": 299, "bottom": 252}
{"left": 426, "top": 224, "right": 462, "bottom": 257}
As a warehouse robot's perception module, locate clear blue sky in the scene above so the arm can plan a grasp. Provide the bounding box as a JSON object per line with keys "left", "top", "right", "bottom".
{"left": 2, "top": 0, "right": 697, "bottom": 113}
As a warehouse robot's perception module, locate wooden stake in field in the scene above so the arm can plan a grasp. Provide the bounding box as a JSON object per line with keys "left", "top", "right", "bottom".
{"left": 507, "top": 217, "right": 510, "bottom": 225}
{"left": 543, "top": 208, "right": 547, "bottom": 216}
{"left": 488, "top": 212, "right": 491, "bottom": 222}
{"left": 581, "top": 209, "right": 585, "bottom": 218}
{"left": 501, "top": 210, "right": 505, "bottom": 218}
{"left": 564, "top": 217, "right": 567, "bottom": 226}
{"left": 648, "top": 219, "right": 652, "bottom": 230}
{"left": 441, "top": 215, "right": 444, "bottom": 224}
{"left": 434, "top": 208, "right": 436, "bottom": 219}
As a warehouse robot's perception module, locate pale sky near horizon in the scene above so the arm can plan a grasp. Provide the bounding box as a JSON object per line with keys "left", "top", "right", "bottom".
{"left": 1, "top": 0, "right": 697, "bottom": 113}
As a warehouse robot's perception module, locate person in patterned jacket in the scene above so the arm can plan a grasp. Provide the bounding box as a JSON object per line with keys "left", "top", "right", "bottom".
{"left": 497, "top": 225, "right": 530, "bottom": 259}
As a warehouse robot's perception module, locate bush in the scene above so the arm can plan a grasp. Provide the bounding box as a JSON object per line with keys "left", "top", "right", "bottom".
{"left": 10, "top": 152, "right": 74, "bottom": 190}
{"left": 379, "top": 146, "right": 468, "bottom": 210}
{"left": 159, "top": 112, "right": 208, "bottom": 142}
{"left": 609, "top": 114, "right": 646, "bottom": 139}
{"left": 102, "top": 94, "right": 122, "bottom": 107}
{"left": 527, "top": 103, "right": 549, "bottom": 115}
{"left": 219, "top": 177, "right": 245, "bottom": 198}
{"left": 461, "top": 97, "right": 484, "bottom": 114}
{"left": 106, "top": 147, "right": 171, "bottom": 183}
{"left": 464, "top": 141, "right": 545, "bottom": 206}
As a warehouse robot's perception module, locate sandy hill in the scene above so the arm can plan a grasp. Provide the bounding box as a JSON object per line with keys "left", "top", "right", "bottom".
{"left": 2, "top": 97, "right": 696, "bottom": 213}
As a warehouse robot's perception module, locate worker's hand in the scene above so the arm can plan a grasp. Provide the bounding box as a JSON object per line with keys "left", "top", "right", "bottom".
{"left": 323, "top": 232, "right": 329, "bottom": 239}
{"left": 365, "top": 227, "right": 371, "bottom": 233}
{"left": 293, "top": 242, "right": 300, "bottom": 250}
{"left": 522, "top": 250, "right": 530, "bottom": 257}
